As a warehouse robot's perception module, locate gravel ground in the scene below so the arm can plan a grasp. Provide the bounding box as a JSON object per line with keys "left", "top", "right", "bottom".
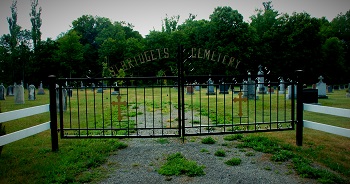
{"left": 99, "top": 136, "right": 317, "bottom": 184}
{"left": 99, "top": 105, "right": 318, "bottom": 184}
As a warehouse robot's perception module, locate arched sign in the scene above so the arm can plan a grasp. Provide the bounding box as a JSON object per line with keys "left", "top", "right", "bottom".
{"left": 108, "top": 47, "right": 241, "bottom": 76}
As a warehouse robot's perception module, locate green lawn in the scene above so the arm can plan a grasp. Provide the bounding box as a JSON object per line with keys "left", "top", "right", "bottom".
{"left": 0, "top": 87, "right": 349, "bottom": 183}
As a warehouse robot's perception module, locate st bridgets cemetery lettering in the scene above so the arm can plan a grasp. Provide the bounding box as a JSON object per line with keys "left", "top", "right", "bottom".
{"left": 109, "top": 47, "right": 241, "bottom": 76}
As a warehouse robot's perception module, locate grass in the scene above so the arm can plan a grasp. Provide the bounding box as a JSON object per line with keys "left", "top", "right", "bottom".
{"left": 214, "top": 149, "right": 226, "bottom": 157}
{"left": 0, "top": 87, "right": 349, "bottom": 183}
{"left": 237, "top": 134, "right": 346, "bottom": 183}
{"left": 225, "top": 157, "right": 241, "bottom": 166}
{"left": 157, "top": 152, "right": 205, "bottom": 177}
{"left": 201, "top": 137, "right": 216, "bottom": 144}
{"left": 0, "top": 89, "right": 128, "bottom": 183}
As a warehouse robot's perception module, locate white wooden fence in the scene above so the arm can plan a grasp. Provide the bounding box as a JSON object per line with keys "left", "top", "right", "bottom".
{"left": 1, "top": 103, "right": 348, "bottom": 148}
{"left": 0, "top": 104, "right": 50, "bottom": 146}
{"left": 303, "top": 103, "right": 350, "bottom": 138}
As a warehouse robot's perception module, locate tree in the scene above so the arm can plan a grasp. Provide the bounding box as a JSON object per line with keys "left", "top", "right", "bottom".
{"left": 250, "top": 1, "right": 280, "bottom": 73}
{"left": 278, "top": 12, "right": 322, "bottom": 82}
{"left": 321, "top": 37, "right": 346, "bottom": 83}
{"left": 7, "top": 0, "right": 20, "bottom": 52}
{"left": 54, "top": 30, "right": 84, "bottom": 77}
{"left": 30, "top": 0, "right": 42, "bottom": 52}
{"left": 209, "top": 6, "right": 255, "bottom": 74}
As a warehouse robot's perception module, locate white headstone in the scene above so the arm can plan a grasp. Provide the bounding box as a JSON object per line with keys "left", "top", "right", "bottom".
{"left": 286, "top": 85, "right": 297, "bottom": 100}
{"left": 14, "top": 84, "right": 25, "bottom": 104}
{"left": 28, "top": 84, "right": 36, "bottom": 100}
{"left": 279, "top": 78, "right": 285, "bottom": 94}
{"left": 316, "top": 76, "right": 328, "bottom": 98}
{"left": 257, "top": 65, "right": 266, "bottom": 94}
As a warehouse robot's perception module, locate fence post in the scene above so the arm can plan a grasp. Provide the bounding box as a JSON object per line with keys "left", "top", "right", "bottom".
{"left": 49, "top": 75, "right": 58, "bottom": 152}
{"left": 295, "top": 70, "right": 303, "bottom": 146}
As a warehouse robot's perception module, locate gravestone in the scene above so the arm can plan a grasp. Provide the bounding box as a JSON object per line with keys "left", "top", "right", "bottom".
{"left": 312, "top": 84, "right": 316, "bottom": 89}
{"left": 346, "top": 83, "right": 350, "bottom": 98}
{"left": 286, "top": 85, "right": 297, "bottom": 100}
{"left": 243, "top": 72, "right": 258, "bottom": 100}
{"left": 194, "top": 82, "right": 200, "bottom": 91}
{"left": 80, "top": 81, "right": 84, "bottom": 91}
{"left": 14, "top": 84, "right": 25, "bottom": 104}
{"left": 97, "top": 87, "right": 103, "bottom": 93}
{"left": 91, "top": 83, "right": 96, "bottom": 92}
{"left": 28, "top": 84, "right": 36, "bottom": 100}
{"left": 316, "top": 76, "right": 328, "bottom": 99}
{"left": 327, "top": 86, "right": 333, "bottom": 93}
{"left": 37, "top": 81, "right": 45, "bottom": 95}
{"left": 279, "top": 78, "right": 285, "bottom": 94}
{"left": 206, "top": 78, "right": 216, "bottom": 95}
{"left": 0, "top": 83, "right": 5, "bottom": 100}
{"left": 67, "top": 87, "right": 73, "bottom": 97}
{"left": 340, "top": 85, "right": 345, "bottom": 90}
{"left": 219, "top": 81, "right": 230, "bottom": 94}
{"left": 111, "top": 83, "right": 120, "bottom": 95}
{"left": 257, "top": 65, "right": 266, "bottom": 94}
{"left": 268, "top": 85, "right": 275, "bottom": 94}
{"left": 186, "top": 85, "right": 194, "bottom": 95}
{"left": 56, "top": 84, "right": 67, "bottom": 111}
{"left": 6, "top": 85, "right": 14, "bottom": 96}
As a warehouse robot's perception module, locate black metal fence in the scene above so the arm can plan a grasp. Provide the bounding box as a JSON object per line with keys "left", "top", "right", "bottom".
{"left": 51, "top": 73, "right": 298, "bottom": 139}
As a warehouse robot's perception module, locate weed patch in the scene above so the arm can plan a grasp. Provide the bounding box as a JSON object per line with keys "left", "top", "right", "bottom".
{"left": 158, "top": 152, "right": 205, "bottom": 177}
{"left": 225, "top": 157, "right": 241, "bottom": 166}
{"left": 201, "top": 137, "right": 216, "bottom": 144}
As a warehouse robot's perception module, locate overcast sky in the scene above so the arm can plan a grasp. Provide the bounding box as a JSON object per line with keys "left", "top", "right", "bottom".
{"left": 0, "top": 0, "right": 349, "bottom": 40}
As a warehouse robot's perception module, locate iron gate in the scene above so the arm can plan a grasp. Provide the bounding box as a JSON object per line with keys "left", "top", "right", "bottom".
{"left": 53, "top": 47, "right": 300, "bottom": 139}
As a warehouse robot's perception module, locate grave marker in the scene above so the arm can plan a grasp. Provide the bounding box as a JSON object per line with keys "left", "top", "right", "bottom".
{"left": 206, "top": 78, "right": 216, "bottom": 95}
{"left": 279, "top": 78, "right": 285, "bottom": 94}
{"left": 219, "top": 81, "right": 229, "bottom": 94}
{"left": 14, "top": 84, "right": 25, "bottom": 104}
{"left": 286, "top": 85, "right": 297, "bottom": 100}
{"left": 316, "top": 76, "right": 328, "bottom": 99}
{"left": 257, "top": 65, "right": 266, "bottom": 94}
{"left": 0, "top": 83, "right": 5, "bottom": 100}
{"left": 28, "top": 84, "right": 36, "bottom": 100}
{"left": 6, "top": 85, "right": 14, "bottom": 96}
{"left": 111, "top": 95, "right": 127, "bottom": 121}
{"left": 186, "top": 85, "right": 194, "bottom": 95}
{"left": 37, "top": 81, "right": 45, "bottom": 95}
{"left": 327, "top": 85, "right": 333, "bottom": 93}
{"left": 56, "top": 84, "right": 67, "bottom": 111}
{"left": 111, "top": 82, "right": 120, "bottom": 95}
{"left": 243, "top": 72, "right": 258, "bottom": 100}
{"left": 233, "top": 92, "right": 247, "bottom": 117}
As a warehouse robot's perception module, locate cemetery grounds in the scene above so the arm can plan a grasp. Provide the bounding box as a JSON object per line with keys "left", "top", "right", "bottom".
{"left": 0, "top": 87, "right": 349, "bottom": 183}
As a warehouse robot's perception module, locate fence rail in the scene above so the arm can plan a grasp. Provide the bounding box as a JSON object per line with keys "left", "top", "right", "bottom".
{"left": 303, "top": 103, "right": 350, "bottom": 138}
{"left": 0, "top": 104, "right": 50, "bottom": 147}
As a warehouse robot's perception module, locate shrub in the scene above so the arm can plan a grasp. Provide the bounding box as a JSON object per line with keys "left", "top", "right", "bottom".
{"left": 223, "top": 134, "right": 244, "bottom": 141}
{"left": 158, "top": 153, "right": 205, "bottom": 177}
{"left": 201, "top": 137, "right": 216, "bottom": 144}
{"left": 225, "top": 157, "right": 242, "bottom": 166}
{"left": 214, "top": 149, "right": 226, "bottom": 157}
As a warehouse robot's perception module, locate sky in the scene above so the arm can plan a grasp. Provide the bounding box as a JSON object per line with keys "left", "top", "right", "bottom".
{"left": 0, "top": 0, "right": 349, "bottom": 40}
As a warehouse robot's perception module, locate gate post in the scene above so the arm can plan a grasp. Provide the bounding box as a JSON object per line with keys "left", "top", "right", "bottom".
{"left": 49, "top": 75, "right": 58, "bottom": 152}
{"left": 295, "top": 70, "right": 303, "bottom": 146}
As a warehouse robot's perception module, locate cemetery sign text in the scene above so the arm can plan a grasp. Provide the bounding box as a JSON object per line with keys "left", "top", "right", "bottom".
{"left": 108, "top": 47, "right": 241, "bottom": 76}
